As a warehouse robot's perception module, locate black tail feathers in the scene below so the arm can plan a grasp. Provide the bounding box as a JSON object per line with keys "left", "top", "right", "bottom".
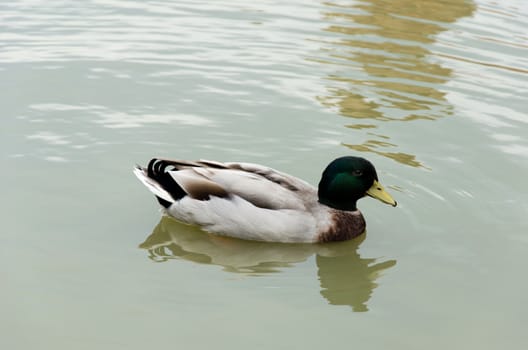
{"left": 146, "top": 158, "right": 187, "bottom": 208}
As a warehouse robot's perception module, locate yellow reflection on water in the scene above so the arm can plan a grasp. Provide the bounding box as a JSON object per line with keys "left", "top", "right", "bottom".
{"left": 344, "top": 139, "right": 427, "bottom": 168}
{"left": 317, "top": 0, "right": 475, "bottom": 166}
{"left": 140, "top": 216, "right": 396, "bottom": 312}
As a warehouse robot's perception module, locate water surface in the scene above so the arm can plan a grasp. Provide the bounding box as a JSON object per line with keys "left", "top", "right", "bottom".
{"left": 1, "top": 0, "right": 527, "bottom": 349}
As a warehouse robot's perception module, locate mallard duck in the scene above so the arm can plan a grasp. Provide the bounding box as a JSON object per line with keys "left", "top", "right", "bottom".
{"left": 134, "top": 156, "right": 396, "bottom": 243}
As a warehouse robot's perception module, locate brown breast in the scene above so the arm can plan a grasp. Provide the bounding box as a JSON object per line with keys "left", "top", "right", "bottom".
{"left": 317, "top": 210, "right": 366, "bottom": 243}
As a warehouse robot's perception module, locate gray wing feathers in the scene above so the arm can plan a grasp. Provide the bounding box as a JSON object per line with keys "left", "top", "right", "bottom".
{"left": 161, "top": 159, "right": 315, "bottom": 210}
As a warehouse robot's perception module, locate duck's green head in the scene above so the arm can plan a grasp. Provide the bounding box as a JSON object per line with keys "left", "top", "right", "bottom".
{"left": 318, "top": 156, "right": 397, "bottom": 211}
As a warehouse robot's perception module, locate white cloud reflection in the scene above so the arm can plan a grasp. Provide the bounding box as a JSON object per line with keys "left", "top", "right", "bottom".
{"left": 94, "top": 111, "right": 212, "bottom": 129}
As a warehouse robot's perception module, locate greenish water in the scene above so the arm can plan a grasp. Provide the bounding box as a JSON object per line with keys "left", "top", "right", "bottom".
{"left": 1, "top": 0, "right": 527, "bottom": 349}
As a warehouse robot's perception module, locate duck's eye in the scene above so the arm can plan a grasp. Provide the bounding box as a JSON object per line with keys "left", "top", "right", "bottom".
{"left": 352, "top": 169, "right": 363, "bottom": 176}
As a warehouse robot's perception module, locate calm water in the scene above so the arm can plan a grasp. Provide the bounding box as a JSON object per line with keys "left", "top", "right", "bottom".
{"left": 2, "top": 0, "right": 527, "bottom": 349}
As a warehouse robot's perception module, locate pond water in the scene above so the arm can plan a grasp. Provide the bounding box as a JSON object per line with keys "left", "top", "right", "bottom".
{"left": 1, "top": 0, "right": 527, "bottom": 349}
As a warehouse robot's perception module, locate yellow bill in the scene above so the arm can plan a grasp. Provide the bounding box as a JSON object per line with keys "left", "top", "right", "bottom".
{"left": 366, "top": 180, "right": 397, "bottom": 207}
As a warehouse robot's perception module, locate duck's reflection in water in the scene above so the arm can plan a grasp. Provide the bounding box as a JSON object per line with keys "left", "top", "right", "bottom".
{"left": 140, "top": 216, "right": 396, "bottom": 311}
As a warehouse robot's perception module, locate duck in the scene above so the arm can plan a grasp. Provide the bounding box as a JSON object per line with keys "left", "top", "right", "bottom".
{"left": 134, "top": 156, "right": 397, "bottom": 243}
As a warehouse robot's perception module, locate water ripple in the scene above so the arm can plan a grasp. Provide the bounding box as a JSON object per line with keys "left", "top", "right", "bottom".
{"left": 2, "top": 0, "right": 527, "bottom": 164}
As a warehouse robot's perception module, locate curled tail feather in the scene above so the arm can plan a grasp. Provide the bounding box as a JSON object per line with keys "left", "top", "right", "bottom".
{"left": 134, "top": 159, "right": 188, "bottom": 208}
